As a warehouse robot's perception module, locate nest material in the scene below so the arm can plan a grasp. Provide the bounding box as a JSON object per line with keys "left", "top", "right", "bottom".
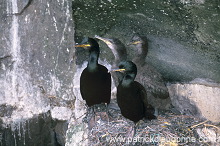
{"left": 80, "top": 103, "right": 220, "bottom": 146}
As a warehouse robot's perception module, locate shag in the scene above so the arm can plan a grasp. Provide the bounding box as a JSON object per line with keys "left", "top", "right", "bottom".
{"left": 129, "top": 35, "right": 170, "bottom": 109}
{"left": 75, "top": 38, "right": 111, "bottom": 107}
{"left": 115, "top": 61, "right": 156, "bottom": 123}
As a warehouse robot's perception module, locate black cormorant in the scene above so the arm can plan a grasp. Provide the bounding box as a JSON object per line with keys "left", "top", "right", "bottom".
{"left": 115, "top": 61, "right": 156, "bottom": 122}
{"left": 75, "top": 37, "right": 111, "bottom": 115}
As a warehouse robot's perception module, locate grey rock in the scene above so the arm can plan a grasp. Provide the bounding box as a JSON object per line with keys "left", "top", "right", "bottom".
{"left": 0, "top": 111, "right": 68, "bottom": 146}
{"left": 73, "top": 0, "right": 220, "bottom": 83}
{"left": 167, "top": 78, "right": 220, "bottom": 123}
{"left": 0, "top": 0, "right": 75, "bottom": 115}
{"left": 0, "top": 104, "right": 16, "bottom": 117}
{"left": 0, "top": 0, "right": 74, "bottom": 145}
{"left": 54, "top": 120, "right": 69, "bottom": 146}
{"left": 65, "top": 121, "right": 88, "bottom": 146}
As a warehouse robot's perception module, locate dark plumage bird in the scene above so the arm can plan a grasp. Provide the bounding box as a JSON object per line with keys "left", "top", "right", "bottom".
{"left": 75, "top": 38, "right": 111, "bottom": 107}
{"left": 115, "top": 61, "right": 156, "bottom": 123}
{"left": 129, "top": 35, "right": 170, "bottom": 109}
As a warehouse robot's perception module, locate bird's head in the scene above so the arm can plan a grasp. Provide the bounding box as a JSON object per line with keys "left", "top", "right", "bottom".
{"left": 128, "top": 35, "right": 148, "bottom": 57}
{"left": 75, "top": 37, "right": 100, "bottom": 53}
{"left": 118, "top": 61, "right": 137, "bottom": 74}
{"left": 111, "top": 61, "right": 137, "bottom": 85}
{"left": 110, "top": 61, "right": 137, "bottom": 75}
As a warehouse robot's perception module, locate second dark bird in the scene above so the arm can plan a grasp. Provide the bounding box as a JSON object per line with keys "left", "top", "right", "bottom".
{"left": 114, "top": 61, "right": 156, "bottom": 123}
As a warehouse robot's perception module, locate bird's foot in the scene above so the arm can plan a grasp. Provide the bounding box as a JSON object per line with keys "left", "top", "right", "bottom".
{"left": 85, "top": 106, "right": 98, "bottom": 130}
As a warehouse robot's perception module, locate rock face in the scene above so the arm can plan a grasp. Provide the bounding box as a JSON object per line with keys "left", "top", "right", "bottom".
{"left": 0, "top": 111, "right": 68, "bottom": 146}
{"left": 0, "top": 0, "right": 220, "bottom": 145}
{"left": 168, "top": 78, "right": 220, "bottom": 123}
{"left": 65, "top": 122, "right": 88, "bottom": 146}
{"left": 0, "top": 0, "right": 75, "bottom": 145}
{"left": 1, "top": 0, "right": 75, "bottom": 103}
{"left": 73, "top": 0, "right": 220, "bottom": 83}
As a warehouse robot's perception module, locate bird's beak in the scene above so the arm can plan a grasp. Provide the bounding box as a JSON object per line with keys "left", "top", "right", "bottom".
{"left": 127, "top": 41, "right": 141, "bottom": 45}
{"left": 108, "top": 68, "right": 126, "bottom": 73}
{"left": 95, "top": 35, "right": 112, "bottom": 46}
{"left": 74, "top": 44, "right": 91, "bottom": 48}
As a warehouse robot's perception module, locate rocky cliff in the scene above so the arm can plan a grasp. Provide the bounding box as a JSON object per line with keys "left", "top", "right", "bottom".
{"left": 0, "top": 0, "right": 74, "bottom": 145}
{"left": 0, "top": 0, "right": 220, "bottom": 145}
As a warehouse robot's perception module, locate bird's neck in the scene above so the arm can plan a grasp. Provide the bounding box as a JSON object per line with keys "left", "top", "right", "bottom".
{"left": 138, "top": 45, "right": 148, "bottom": 57}
{"left": 112, "top": 49, "right": 127, "bottom": 68}
{"left": 133, "top": 45, "right": 148, "bottom": 66}
{"left": 88, "top": 51, "right": 99, "bottom": 71}
{"left": 121, "top": 73, "right": 136, "bottom": 87}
